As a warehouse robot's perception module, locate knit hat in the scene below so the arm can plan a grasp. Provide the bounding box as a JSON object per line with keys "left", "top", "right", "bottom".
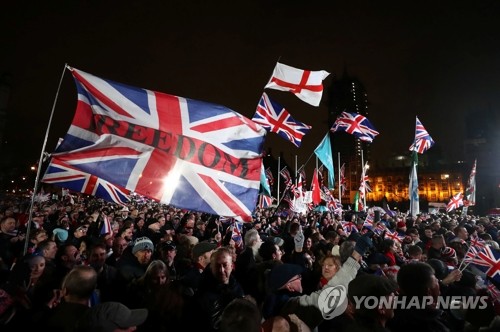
{"left": 397, "top": 221, "right": 407, "bottom": 229}
{"left": 132, "top": 237, "right": 154, "bottom": 254}
{"left": 52, "top": 228, "right": 68, "bottom": 242}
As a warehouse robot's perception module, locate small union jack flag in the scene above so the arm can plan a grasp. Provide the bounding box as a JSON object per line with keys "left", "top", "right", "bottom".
{"left": 258, "top": 195, "right": 273, "bottom": 209}
{"left": 486, "top": 280, "right": 500, "bottom": 303}
{"left": 100, "top": 215, "right": 113, "bottom": 236}
{"left": 363, "top": 213, "right": 375, "bottom": 228}
{"left": 330, "top": 111, "right": 379, "bottom": 143}
{"left": 265, "top": 167, "right": 274, "bottom": 186}
{"left": 384, "top": 229, "right": 405, "bottom": 243}
{"left": 252, "top": 93, "right": 312, "bottom": 147}
{"left": 231, "top": 221, "right": 243, "bottom": 249}
{"left": 339, "top": 163, "right": 347, "bottom": 196}
{"left": 43, "top": 157, "right": 130, "bottom": 206}
{"left": 470, "top": 235, "right": 487, "bottom": 250}
{"left": 467, "top": 246, "right": 500, "bottom": 283}
{"left": 341, "top": 221, "right": 359, "bottom": 234}
{"left": 409, "top": 116, "right": 435, "bottom": 154}
{"left": 280, "top": 167, "right": 293, "bottom": 188}
{"left": 446, "top": 192, "right": 464, "bottom": 212}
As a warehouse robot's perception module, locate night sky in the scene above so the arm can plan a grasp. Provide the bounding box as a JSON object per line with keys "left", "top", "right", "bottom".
{"left": 2, "top": 0, "right": 500, "bottom": 174}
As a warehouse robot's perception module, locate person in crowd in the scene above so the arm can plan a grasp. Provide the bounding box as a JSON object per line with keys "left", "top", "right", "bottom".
{"left": 234, "top": 228, "right": 263, "bottom": 299}
{"left": 154, "top": 240, "right": 180, "bottom": 281}
{"left": 261, "top": 232, "right": 373, "bottom": 330}
{"left": 0, "top": 216, "right": 26, "bottom": 272}
{"left": 66, "top": 224, "right": 89, "bottom": 254}
{"left": 193, "top": 218, "right": 209, "bottom": 241}
{"left": 53, "top": 243, "right": 82, "bottom": 288}
{"left": 182, "top": 241, "right": 216, "bottom": 292}
{"left": 342, "top": 273, "right": 399, "bottom": 332}
{"left": 187, "top": 246, "right": 245, "bottom": 331}
{"left": 133, "top": 216, "right": 148, "bottom": 241}
{"left": 379, "top": 239, "right": 400, "bottom": 267}
{"left": 407, "top": 244, "right": 424, "bottom": 263}
{"left": 388, "top": 262, "right": 452, "bottom": 332}
{"left": 316, "top": 253, "right": 342, "bottom": 289}
{"left": 126, "top": 260, "right": 169, "bottom": 309}
{"left": 219, "top": 297, "right": 262, "bottom": 332}
{"left": 26, "top": 228, "right": 48, "bottom": 254}
{"left": 75, "top": 301, "right": 148, "bottom": 332}
{"left": 40, "top": 265, "right": 98, "bottom": 332}
{"left": 364, "top": 252, "right": 390, "bottom": 275}
{"left": 116, "top": 236, "right": 154, "bottom": 284}
{"left": 407, "top": 227, "right": 425, "bottom": 251}
{"left": 105, "top": 236, "right": 128, "bottom": 267}
{"left": 427, "top": 234, "right": 446, "bottom": 260}
{"left": 87, "top": 242, "right": 120, "bottom": 303}
{"left": 116, "top": 224, "right": 134, "bottom": 245}
{"left": 37, "top": 239, "right": 58, "bottom": 274}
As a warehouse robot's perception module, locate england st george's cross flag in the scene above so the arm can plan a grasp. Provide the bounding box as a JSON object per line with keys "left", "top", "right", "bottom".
{"left": 46, "top": 66, "right": 267, "bottom": 221}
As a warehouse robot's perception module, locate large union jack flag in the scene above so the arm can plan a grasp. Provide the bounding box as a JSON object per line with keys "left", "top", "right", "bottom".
{"left": 409, "top": 116, "right": 435, "bottom": 154}
{"left": 42, "top": 158, "right": 130, "bottom": 205}
{"left": 252, "top": 93, "right": 311, "bottom": 147}
{"left": 330, "top": 112, "right": 379, "bottom": 143}
{"left": 46, "top": 66, "right": 266, "bottom": 222}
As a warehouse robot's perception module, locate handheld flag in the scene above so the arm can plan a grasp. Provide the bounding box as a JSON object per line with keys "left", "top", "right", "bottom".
{"left": 314, "top": 134, "right": 335, "bottom": 189}
{"left": 280, "top": 167, "right": 292, "bottom": 188}
{"left": 311, "top": 168, "right": 321, "bottom": 205}
{"left": 409, "top": 151, "right": 420, "bottom": 217}
{"left": 265, "top": 62, "right": 330, "bottom": 107}
{"left": 464, "top": 159, "right": 477, "bottom": 206}
{"left": 409, "top": 116, "right": 435, "bottom": 154}
{"left": 339, "top": 163, "right": 347, "bottom": 197}
{"left": 446, "top": 192, "right": 464, "bottom": 212}
{"left": 258, "top": 194, "right": 274, "bottom": 209}
{"left": 330, "top": 111, "right": 379, "bottom": 142}
{"left": 252, "top": 93, "right": 312, "bottom": 147}
{"left": 42, "top": 158, "right": 130, "bottom": 206}
{"left": 260, "top": 163, "right": 272, "bottom": 197}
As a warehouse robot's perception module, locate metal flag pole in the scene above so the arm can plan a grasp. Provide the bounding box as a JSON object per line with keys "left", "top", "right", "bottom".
{"left": 24, "top": 63, "right": 68, "bottom": 255}
{"left": 277, "top": 156, "right": 281, "bottom": 206}
{"left": 361, "top": 149, "right": 366, "bottom": 212}
{"left": 338, "top": 152, "right": 341, "bottom": 204}
{"left": 295, "top": 155, "right": 298, "bottom": 187}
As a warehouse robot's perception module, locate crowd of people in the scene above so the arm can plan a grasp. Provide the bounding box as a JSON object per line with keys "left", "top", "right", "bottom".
{"left": 0, "top": 193, "right": 500, "bottom": 331}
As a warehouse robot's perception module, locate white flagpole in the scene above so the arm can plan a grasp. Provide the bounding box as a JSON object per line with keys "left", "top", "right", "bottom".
{"left": 338, "top": 152, "right": 341, "bottom": 204}
{"left": 361, "top": 149, "right": 366, "bottom": 211}
{"left": 24, "top": 63, "right": 68, "bottom": 255}
{"left": 277, "top": 156, "right": 281, "bottom": 205}
{"left": 295, "top": 155, "right": 298, "bottom": 187}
